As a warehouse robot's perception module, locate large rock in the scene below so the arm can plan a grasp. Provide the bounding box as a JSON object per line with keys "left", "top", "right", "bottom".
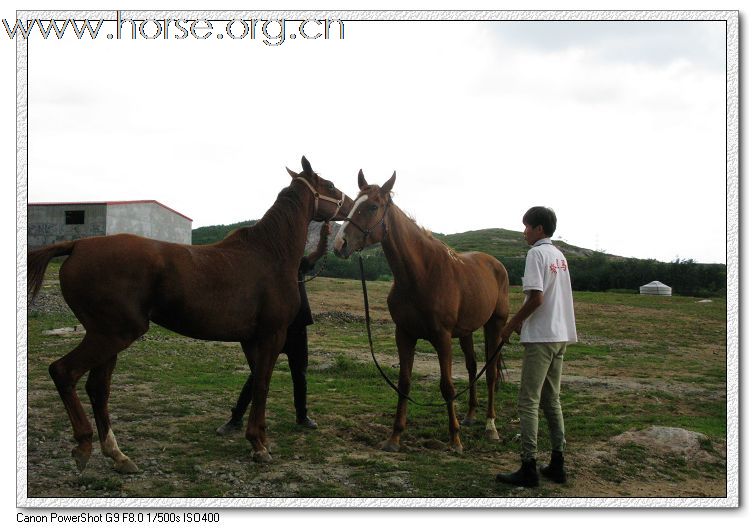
{"left": 611, "top": 426, "right": 713, "bottom": 461}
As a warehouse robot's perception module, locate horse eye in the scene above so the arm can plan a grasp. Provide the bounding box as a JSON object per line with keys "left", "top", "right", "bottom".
{"left": 327, "top": 182, "right": 335, "bottom": 190}
{"left": 369, "top": 204, "right": 379, "bottom": 212}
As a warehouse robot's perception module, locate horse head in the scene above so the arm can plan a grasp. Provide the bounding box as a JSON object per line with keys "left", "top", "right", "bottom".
{"left": 287, "top": 156, "right": 355, "bottom": 222}
{"left": 333, "top": 170, "right": 396, "bottom": 258}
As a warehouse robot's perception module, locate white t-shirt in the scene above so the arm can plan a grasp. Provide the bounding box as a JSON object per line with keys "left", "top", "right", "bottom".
{"left": 520, "top": 238, "right": 578, "bottom": 344}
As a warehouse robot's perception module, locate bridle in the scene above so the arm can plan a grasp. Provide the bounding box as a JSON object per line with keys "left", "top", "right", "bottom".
{"left": 342, "top": 194, "right": 393, "bottom": 248}
{"left": 293, "top": 176, "right": 344, "bottom": 284}
{"left": 294, "top": 176, "right": 345, "bottom": 221}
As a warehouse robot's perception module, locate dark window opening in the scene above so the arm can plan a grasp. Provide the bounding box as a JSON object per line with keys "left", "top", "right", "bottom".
{"left": 65, "top": 210, "right": 85, "bottom": 225}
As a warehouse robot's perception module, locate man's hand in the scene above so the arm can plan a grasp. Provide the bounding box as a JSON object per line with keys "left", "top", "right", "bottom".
{"left": 500, "top": 322, "right": 516, "bottom": 345}
{"left": 306, "top": 222, "right": 331, "bottom": 265}
{"left": 500, "top": 290, "right": 542, "bottom": 344}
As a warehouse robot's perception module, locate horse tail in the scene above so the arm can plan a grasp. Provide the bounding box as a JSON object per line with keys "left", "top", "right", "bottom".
{"left": 27, "top": 240, "right": 76, "bottom": 300}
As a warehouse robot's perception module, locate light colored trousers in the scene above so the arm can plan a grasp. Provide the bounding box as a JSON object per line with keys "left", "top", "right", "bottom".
{"left": 518, "top": 342, "right": 567, "bottom": 460}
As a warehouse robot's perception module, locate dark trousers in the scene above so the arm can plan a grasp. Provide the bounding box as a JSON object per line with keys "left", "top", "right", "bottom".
{"left": 231, "top": 326, "right": 309, "bottom": 422}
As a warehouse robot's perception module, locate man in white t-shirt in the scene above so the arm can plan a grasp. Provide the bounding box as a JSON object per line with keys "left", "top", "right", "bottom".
{"left": 496, "top": 206, "right": 577, "bottom": 488}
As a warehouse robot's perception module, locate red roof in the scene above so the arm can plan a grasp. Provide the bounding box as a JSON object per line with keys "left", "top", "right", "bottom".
{"left": 28, "top": 200, "right": 193, "bottom": 222}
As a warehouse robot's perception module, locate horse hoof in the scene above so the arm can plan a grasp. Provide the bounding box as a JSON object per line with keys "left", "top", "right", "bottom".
{"left": 380, "top": 440, "right": 401, "bottom": 453}
{"left": 252, "top": 448, "right": 272, "bottom": 463}
{"left": 462, "top": 417, "right": 475, "bottom": 427}
{"left": 448, "top": 443, "right": 464, "bottom": 454}
{"left": 71, "top": 445, "right": 91, "bottom": 473}
{"left": 486, "top": 429, "right": 501, "bottom": 441}
{"left": 114, "top": 458, "right": 139, "bottom": 474}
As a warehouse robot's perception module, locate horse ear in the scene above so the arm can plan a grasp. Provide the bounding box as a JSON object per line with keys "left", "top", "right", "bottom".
{"left": 301, "top": 156, "right": 313, "bottom": 177}
{"left": 380, "top": 171, "right": 396, "bottom": 195}
{"left": 286, "top": 167, "right": 298, "bottom": 179}
{"left": 358, "top": 169, "right": 368, "bottom": 190}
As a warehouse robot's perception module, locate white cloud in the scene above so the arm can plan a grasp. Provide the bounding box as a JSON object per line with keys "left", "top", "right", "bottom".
{"left": 27, "top": 18, "right": 727, "bottom": 263}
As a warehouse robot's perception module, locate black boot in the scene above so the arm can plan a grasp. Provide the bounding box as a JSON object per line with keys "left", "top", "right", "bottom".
{"left": 296, "top": 415, "right": 318, "bottom": 429}
{"left": 539, "top": 450, "right": 567, "bottom": 483}
{"left": 496, "top": 458, "right": 539, "bottom": 487}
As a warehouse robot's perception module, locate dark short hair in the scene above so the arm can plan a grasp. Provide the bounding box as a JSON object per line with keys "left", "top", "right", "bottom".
{"left": 522, "top": 206, "right": 557, "bottom": 237}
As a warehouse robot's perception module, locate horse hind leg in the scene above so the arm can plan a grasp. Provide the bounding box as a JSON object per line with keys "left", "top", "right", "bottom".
{"left": 459, "top": 334, "right": 477, "bottom": 426}
{"left": 85, "top": 356, "right": 138, "bottom": 473}
{"left": 243, "top": 333, "right": 284, "bottom": 463}
{"left": 49, "top": 332, "right": 138, "bottom": 473}
{"left": 49, "top": 350, "right": 93, "bottom": 472}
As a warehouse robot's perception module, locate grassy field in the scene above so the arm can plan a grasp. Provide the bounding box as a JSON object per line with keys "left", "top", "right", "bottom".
{"left": 25, "top": 262, "right": 727, "bottom": 499}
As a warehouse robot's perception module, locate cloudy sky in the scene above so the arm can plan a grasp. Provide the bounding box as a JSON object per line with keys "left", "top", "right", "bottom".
{"left": 26, "top": 14, "right": 728, "bottom": 263}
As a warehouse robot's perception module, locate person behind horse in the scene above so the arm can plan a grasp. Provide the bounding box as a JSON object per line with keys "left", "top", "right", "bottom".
{"left": 217, "top": 221, "right": 332, "bottom": 434}
{"left": 496, "top": 207, "right": 577, "bottom": 487}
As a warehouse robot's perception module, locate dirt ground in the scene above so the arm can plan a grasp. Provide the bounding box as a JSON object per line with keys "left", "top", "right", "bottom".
{"left": 24, "top": 283, "right": 728, "bottom": 502}
{"left": 25, "top": 343, "right": 727, "bottom": 501}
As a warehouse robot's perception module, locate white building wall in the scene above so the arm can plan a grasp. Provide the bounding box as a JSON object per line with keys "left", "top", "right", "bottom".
{"left": 105, "top": 202, "right": 192, "bottom": 244}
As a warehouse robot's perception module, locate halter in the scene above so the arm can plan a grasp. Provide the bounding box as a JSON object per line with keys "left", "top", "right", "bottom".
{"left": 294, "top": 176, "right": 345, "bottom": 221}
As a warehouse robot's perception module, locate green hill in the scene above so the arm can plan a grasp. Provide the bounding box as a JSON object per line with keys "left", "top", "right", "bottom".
{"left": 435, "top": 228, "right": 596, "bottom": 259}
{"left": 191, "top": 220, "right": 257, "bottom": 245}
{"left": 190, "top": 220, "right": 725, "bottom": 296}
{"left": 192, "top": 222, "right": 594, "bottom": 259}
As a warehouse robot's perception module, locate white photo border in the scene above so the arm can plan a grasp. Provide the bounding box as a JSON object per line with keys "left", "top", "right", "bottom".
{"left": 16, "top": 9, "right": 739, "bottom": 509}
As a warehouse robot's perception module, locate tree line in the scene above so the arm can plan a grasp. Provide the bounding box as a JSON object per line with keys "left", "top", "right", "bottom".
{"left": 192, "top": 222, "right": 725, "bottom": 298}
{"left": 311, "top": 250, "right": 726, "bottom": 298}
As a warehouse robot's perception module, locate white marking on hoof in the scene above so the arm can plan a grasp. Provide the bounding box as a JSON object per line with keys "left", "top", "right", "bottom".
{"left": 114, "top": 458, "right": 140, "bottom": 474}
{"left": 485, "top": 419, "right": 500, "bottom": 441}
{"left": 101, "top": 429, "right": 137, "bottom": 472}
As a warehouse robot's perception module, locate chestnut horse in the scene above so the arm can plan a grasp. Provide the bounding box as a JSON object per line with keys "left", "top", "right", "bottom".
{"left": 333, "top": 171, "right": 509, "bottom": 453}
{"left": 27, "top": 157, "right": 354, "bottom": 472}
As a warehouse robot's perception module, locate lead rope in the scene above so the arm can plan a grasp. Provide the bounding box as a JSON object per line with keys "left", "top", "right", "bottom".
{"left": 299, "top": 253, "right": 328, "bottom": 283}
{"left": 357, "top": 253, "right": 506, "bottom": 407}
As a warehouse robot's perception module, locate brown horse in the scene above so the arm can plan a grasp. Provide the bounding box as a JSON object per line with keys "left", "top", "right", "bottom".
{"left": 27, "top": 157, "right": 354, "bottom": 471}
{"left": 333, "top": 171, "right": 509, "bottom": 453}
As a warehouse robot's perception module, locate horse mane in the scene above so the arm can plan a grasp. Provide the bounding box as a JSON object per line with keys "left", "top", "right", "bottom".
{"left": 407, "top": 214, "right": 435, "bottom": 240}
{"left": 223, "top": 186, "right": 306, "bottom": 260}
{"left": 361, "top": 185, "right": 462, "bottom": 260}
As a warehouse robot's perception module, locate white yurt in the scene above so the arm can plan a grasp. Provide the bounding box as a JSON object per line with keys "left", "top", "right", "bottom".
{"left": 639, "top": 281, "right": 672, "bottom": 296}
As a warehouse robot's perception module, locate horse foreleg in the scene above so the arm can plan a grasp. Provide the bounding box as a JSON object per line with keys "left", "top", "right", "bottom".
{"left": 85, "top": 356, "right": 138, "bottom": 473}
{"left": 459, "top": 334, "right": 477, "bottom": 426}
{"left": 243, "top": 333, "right": 284, "bottom": 463}
{"left": 381, "top": 328, "right": 416, "bottom": 453}
{"left": 483, "top": 318, "right": 506, "bottom": 441}
{"left": 433, "top": 332, "right": 463, "bottom": 453}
